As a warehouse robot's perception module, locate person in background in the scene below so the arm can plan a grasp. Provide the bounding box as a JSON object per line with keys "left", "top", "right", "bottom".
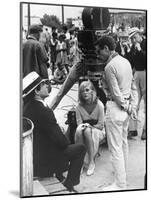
{"left": 68, "top": 39, "right": 79, "bottom": 67}
{"left": 127, "top": 27, "right": 146, "bottom": 139}
{"left": 62, "top": 25, "right": 71, "bottom": 59}
{"left": 39, "top": 27, "right": 50, "bottom": 53}
{"left": 23, "top": 71, "right": 86, "bottom": 192}
{"left": 75, "top": 81, "right": 105, "bottom": 176}
{"left": 50, "top": 32, "right": 58, "bottom": 75}
{"left": 56, "top": 33, "right": 69, "bottom": 74}
{"left": 53, "top": 62, "right": 67, "bottom": 84}
{"left": 95, "top": 36, "right": 138, "bottom": 191}
{"left": 62, "top": 25, "right": 71, "bottom": 40}
{"left": 23, "top": 24, "right": 49, "bottom": 79}
{"left": 22, "top": 28, "right": 27, "bottom": 42}
{"left": 115, "top": 36, "right": 131, "bottom": 58}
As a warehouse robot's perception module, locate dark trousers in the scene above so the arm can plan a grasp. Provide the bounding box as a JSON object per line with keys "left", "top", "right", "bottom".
{"left": 63, "top": 143, "right": 86, "bottom": 187}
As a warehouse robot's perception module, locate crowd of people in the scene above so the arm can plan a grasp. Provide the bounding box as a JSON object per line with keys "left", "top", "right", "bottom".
{"left": 22, "top": 23, "right": 146, "bottom": 193}
{"left": 23, "top": 24, "right": 81, "bottom": 84}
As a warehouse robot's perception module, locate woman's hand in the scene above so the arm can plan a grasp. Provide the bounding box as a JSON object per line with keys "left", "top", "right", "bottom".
{"left": 80, "top": 123, "right": 90, "bottom": 130}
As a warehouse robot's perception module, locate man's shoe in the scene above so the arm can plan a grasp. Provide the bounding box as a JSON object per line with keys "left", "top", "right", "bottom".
{"left": 128, "top": 130, "right": 138, "bottom": 138}
{"left": 62, "top": 179, "right": 78, "bottom": 192}
{"left": 86, "top": 163, "right": 95, "bottom": 176}
{"left": 141, "top": 130, "right": 146, "bottom": 140}
{"left": 101, "top": 182, "right": 127, "bottom": 191}
{"left": 56, "top": 173, "right": 66, "bottom": 182}
{"left": 73, "top": 184, "right": 86, "bottom": 193}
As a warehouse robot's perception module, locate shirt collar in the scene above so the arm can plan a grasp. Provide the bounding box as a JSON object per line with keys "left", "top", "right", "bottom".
{"left": 35, "top": 98, "right": 48, "bottom": 107}
{"left": 106, "top": 51, "right": 118, "bottom": 65}
{"left": 27, "top": 35, "right": 37, "bottom": 41}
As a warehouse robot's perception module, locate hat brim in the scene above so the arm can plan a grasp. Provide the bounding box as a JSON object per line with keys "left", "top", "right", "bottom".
{"left": 23, "top": 78, "right": 48, "bottom": 98}
{"left": 129, "top": 30, "right": 141, "bottom": 38}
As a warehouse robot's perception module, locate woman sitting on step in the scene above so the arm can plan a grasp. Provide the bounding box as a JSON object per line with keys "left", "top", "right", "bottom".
{"left": 75, "top": 80, "right": 105, "bottom": 176}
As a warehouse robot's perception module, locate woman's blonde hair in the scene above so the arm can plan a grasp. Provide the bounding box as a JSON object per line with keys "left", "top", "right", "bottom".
{"left": 78, "top": 80, "right": 97, "bottom": 105}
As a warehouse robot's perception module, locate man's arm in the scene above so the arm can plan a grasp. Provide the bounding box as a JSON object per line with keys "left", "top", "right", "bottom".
{"left": 105, "top": 65, "right": 138, "bottom": 117}
{"left": 49, "top": 60, "right": 84, "bottom": 110}
{"left": 37, "top": 42, "right": 49, "bottom": 78}
{"left": 41, "top": 107, "right": 69, "bottom": 149}
{"left": 105, "top": 65, "right": 129, "bottom": 109}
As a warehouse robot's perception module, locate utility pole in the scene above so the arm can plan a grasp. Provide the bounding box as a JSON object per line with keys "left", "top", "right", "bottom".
{"left": 28, "top": 3, "right": 31, "bottom": 31}
{"left": 62, "top": 5, "right": 64, "bottom": 25}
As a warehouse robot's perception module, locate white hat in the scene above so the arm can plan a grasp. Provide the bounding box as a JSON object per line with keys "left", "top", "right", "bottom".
{"left": 23, "top": 71, "right": 47, "bottom": 98}
{"left": 129, "top": 27, "right": 140, "bottom": 38}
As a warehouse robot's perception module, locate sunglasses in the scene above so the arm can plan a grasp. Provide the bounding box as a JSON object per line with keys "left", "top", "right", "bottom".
{"left": 82, "top": 88, "right": 91, "bottom": 93}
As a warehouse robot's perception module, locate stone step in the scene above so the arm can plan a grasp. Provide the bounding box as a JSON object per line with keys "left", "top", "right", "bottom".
{"left": 39, "top": 177, "right": 71, "bottom": 195}
{"left": 33, "top": 180, "right": 49, "bottom": 196}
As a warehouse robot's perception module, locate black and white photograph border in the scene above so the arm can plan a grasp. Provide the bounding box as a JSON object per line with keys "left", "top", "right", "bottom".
{"left": 0, "top": 0, "right": 150, "bottom": 200}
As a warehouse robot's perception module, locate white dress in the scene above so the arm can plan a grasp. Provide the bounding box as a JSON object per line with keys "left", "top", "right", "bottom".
{"left": 75, "top": 99, "right": 106, "bottom": 160}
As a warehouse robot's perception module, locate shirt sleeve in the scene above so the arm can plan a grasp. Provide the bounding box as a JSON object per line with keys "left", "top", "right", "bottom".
{"left": 105, "top": 65, "right": 128, "bottom": 109}
{"left": 41, "top": 107, "right": 69, "bottom": 149}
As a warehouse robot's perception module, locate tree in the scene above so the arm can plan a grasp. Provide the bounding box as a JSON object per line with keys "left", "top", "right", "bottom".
{"left": 40, "top": 14, "right": 61, "bottom": 29}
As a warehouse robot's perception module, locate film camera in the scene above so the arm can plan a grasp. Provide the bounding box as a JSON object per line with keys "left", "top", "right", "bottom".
{"left": 65, "top": 109, "right": 77, "bottom": 144}
{"left": 78, "top": 7, "right": 110, "bottom": 105}
{"left": 66, "top": 8, "right": 110, "bottom": 144}
{"left": 77, "top": 7, "right": 110, "bottom": 71}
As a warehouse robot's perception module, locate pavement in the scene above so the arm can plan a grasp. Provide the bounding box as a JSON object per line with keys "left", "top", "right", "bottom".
{"left": 45, "top": 82, "right": 146, "bottom": 193}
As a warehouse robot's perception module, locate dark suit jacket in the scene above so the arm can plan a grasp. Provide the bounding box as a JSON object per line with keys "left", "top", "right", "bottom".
{"left": 126, "top": 39, "right": 147, "bottom": 71}
{"left": 23, "top": 36, "right": 49, "bottom": 78}
{"left": 23, "top": 99, "right": 69, "bottom": 177}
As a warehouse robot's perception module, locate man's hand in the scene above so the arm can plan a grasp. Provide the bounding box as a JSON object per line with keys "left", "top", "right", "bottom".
{"left": 130, "top": 108, "right": 137, "bottom": 120}
{"left": 80, "top": 123, "right": 91, "bottom": 130}
{"left": 135, "top": 43, "right": 141, "bottom": 51}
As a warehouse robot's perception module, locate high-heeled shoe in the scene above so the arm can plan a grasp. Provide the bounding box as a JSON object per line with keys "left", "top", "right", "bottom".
{"left": 86, "top": 163, "right": 95, "bottom": 176}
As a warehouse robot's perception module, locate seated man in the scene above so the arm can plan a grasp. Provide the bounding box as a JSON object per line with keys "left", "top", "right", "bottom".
{"left": 23, "top": 71, "right": 86, "bottom": 192}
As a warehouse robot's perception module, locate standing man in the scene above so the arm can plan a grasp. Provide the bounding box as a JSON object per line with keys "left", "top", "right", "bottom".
{"left": 127, "top": 27, "right": 146, "bottom": 140}
{"left": 23, "top": 72, "right": 86, "bottom": 192}
{"left": 23, "top": 24, "right": 49, "bottom": 79}
{"left": 95, "top": 36, "right": 138, "bottom": 191}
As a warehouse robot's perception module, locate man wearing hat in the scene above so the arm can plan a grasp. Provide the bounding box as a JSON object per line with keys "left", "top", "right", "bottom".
{"left": 127, "top": 27, "right": 146, "bottom": 140}
{"left": 23, "top": 24, "right": 49, "bottom": 79}
{"left": 23, "top": 71, "right": 86, "bottom": 192}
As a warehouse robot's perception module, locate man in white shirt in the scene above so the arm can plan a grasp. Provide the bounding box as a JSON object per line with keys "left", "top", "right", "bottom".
{"left": 95, "top": 36, "right": 138, "bottom": 191}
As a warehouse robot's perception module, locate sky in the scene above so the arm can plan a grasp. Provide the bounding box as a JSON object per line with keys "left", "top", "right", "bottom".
{"left": 21, "top": 2, "right": 146, "bottom": 29}
{"left": 22, "top": 3, "right": 84, "bottom": 27}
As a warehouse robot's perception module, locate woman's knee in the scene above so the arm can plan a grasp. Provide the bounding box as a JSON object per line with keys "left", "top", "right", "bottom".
{"left": 76, "top": 124, "right": 84, "bottom": 133}
{"left": 83, "top": 127, "right": 92, "bottom": 139}
{"left": 75, "top": 126, "right": 83, "bottom": 142}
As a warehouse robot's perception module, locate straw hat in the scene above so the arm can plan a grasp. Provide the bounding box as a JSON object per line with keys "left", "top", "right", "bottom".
{"left": 23, "top": 71, "right": 47, "bottom": 98}
{"left": 129, "top": 27, "right": 140, "bottom": 38}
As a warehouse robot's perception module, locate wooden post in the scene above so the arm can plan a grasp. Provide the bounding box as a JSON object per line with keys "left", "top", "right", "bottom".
{"left": 21, "top": 118, "right": 34, "bottom": 197}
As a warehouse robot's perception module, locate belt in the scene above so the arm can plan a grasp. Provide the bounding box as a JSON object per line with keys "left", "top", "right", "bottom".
{"left": 107, "top": 96, "right": 130, "bottom": 101}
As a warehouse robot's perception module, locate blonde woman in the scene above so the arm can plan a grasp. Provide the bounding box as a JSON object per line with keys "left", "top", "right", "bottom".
{"left": 75, "top": 80, "right": 105, "bottom": 176}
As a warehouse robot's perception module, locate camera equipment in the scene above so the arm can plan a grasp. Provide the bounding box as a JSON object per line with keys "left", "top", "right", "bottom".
{"left": 77, "top": 7, "right": 110, "bottom": 70}
{"left": 65, "top": 110, "right": 77, "bottom": 144}
{"left": 77, "top": 7, "right": 111, "bottom": 106}
{"left": 66, "top": 110, "right": 77, "bottom": 125}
